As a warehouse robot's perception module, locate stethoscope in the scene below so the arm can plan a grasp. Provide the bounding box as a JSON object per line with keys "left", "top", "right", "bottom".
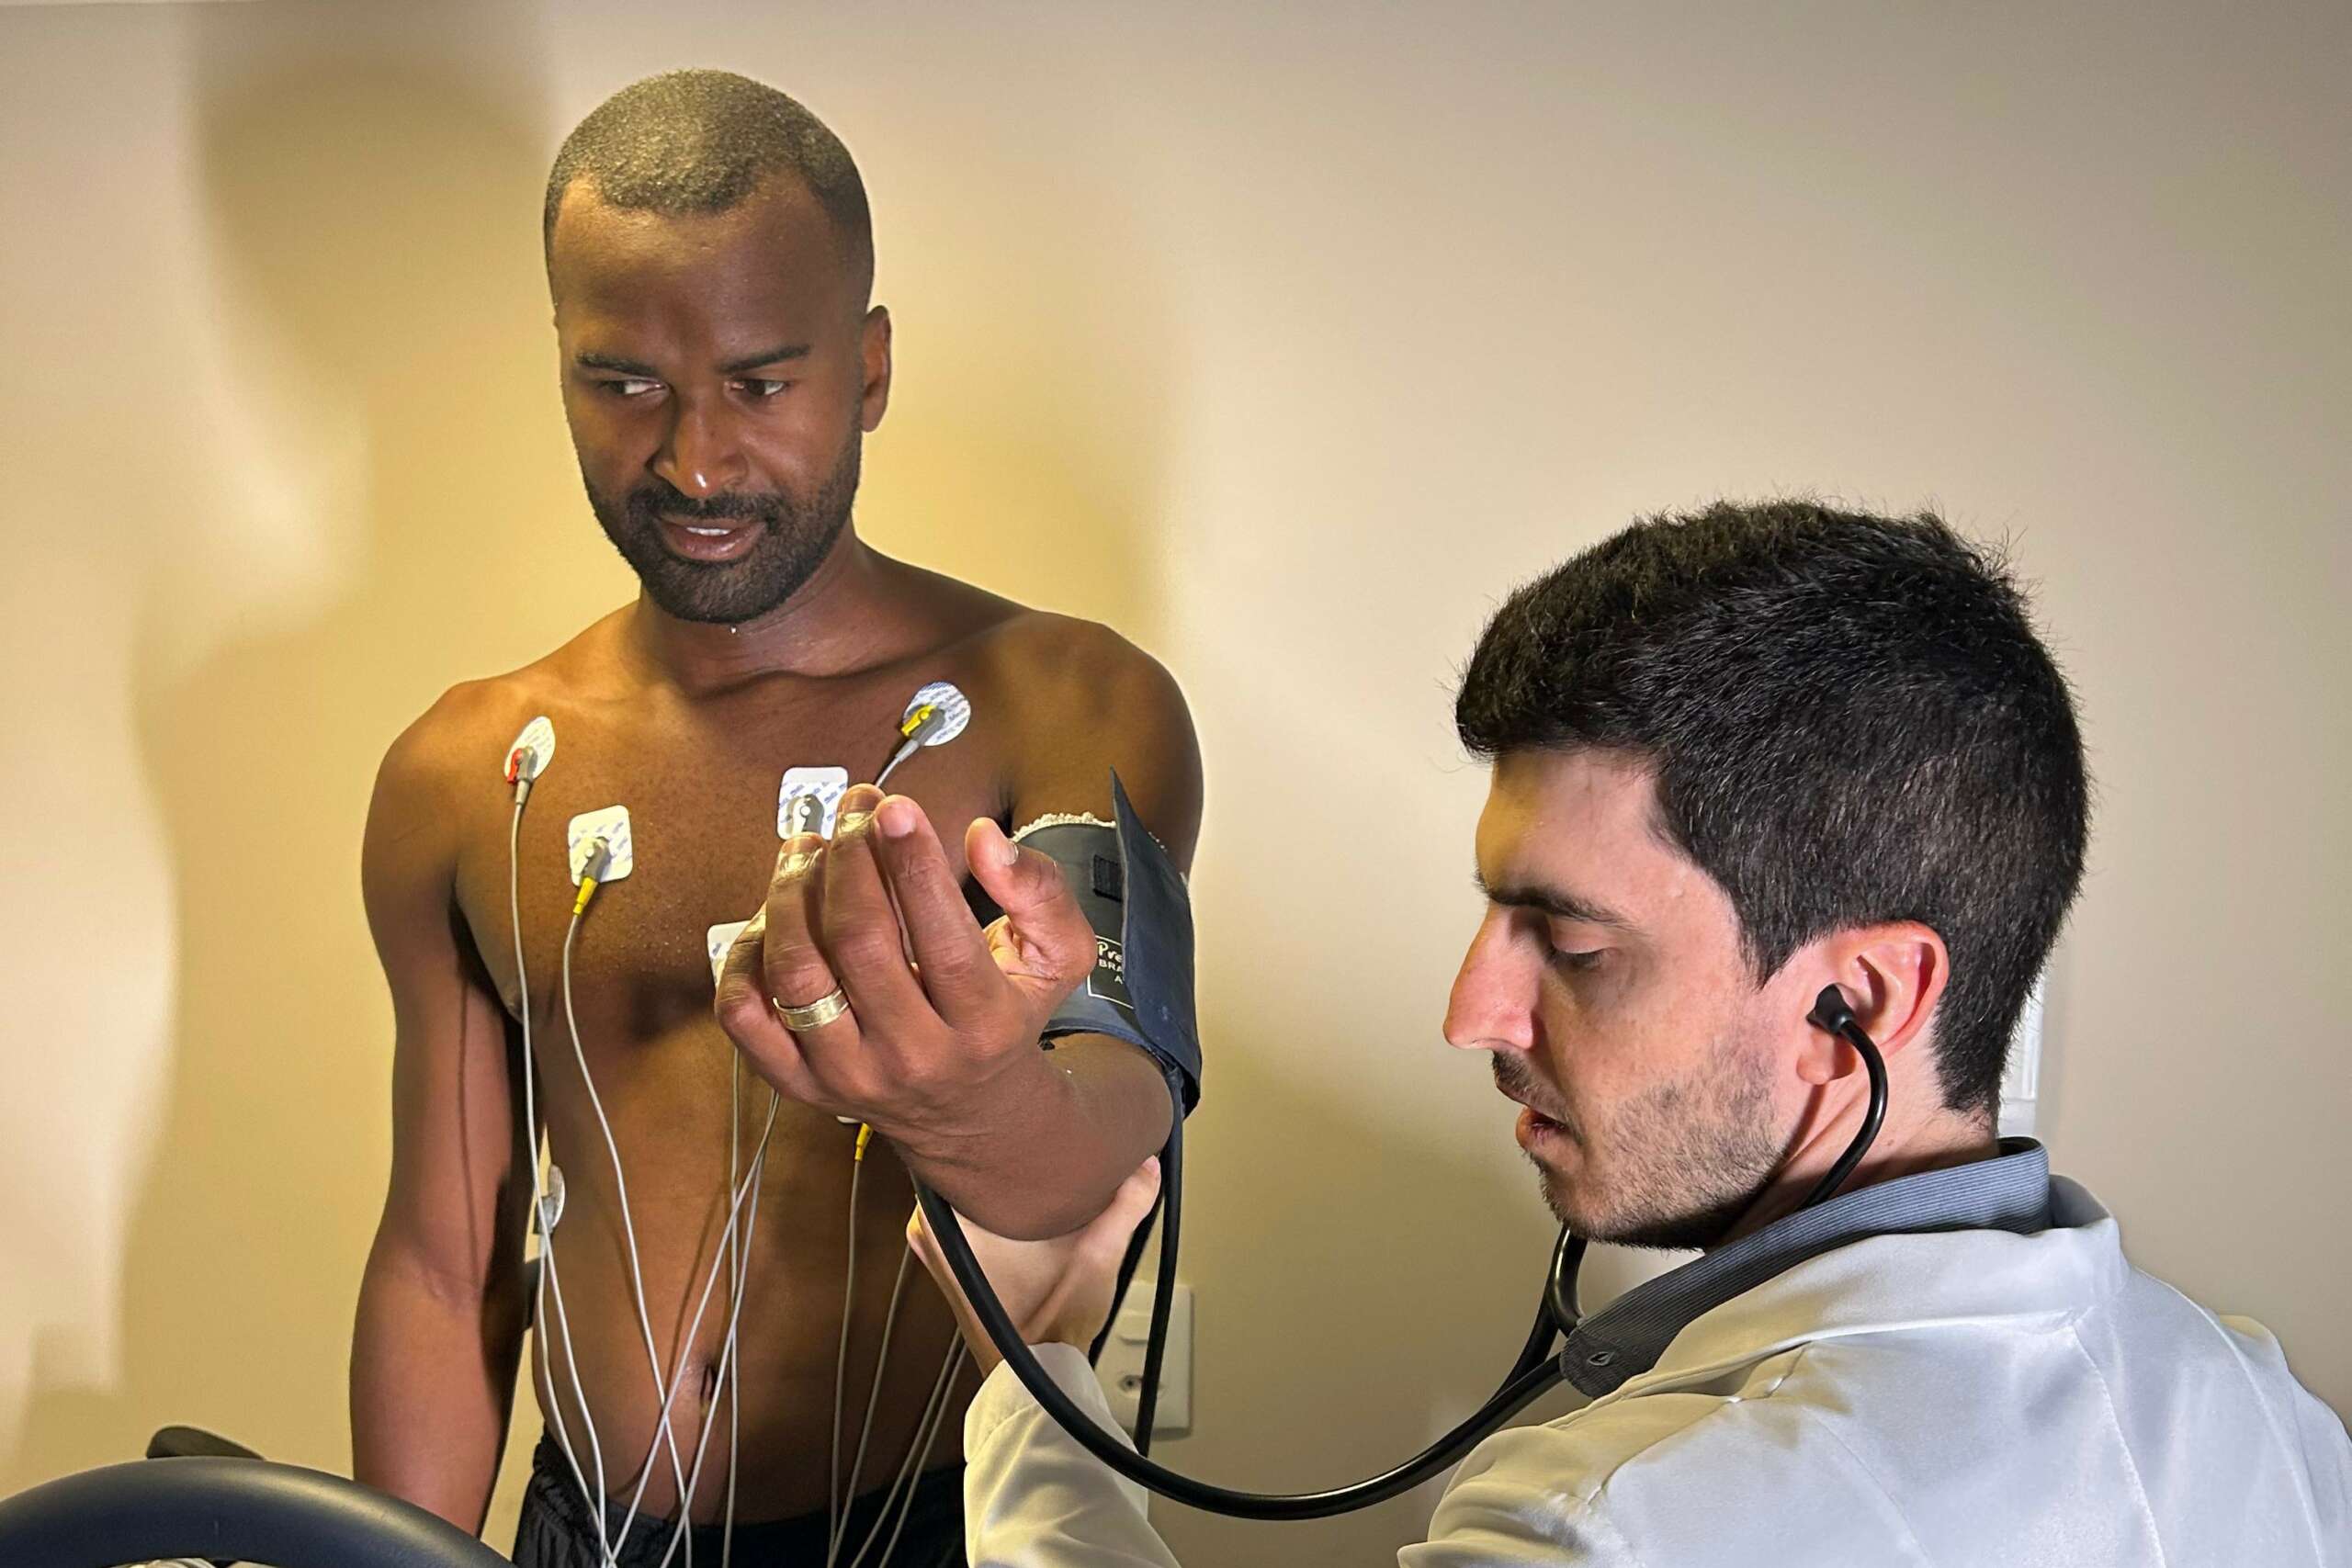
{"left": 912, "top": 983, "right": 1889, "bottom": 1520}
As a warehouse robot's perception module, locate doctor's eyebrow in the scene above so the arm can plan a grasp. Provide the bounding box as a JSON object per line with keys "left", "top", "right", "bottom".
{"left": 1473, "top": 869, "right": 1634, "bottom": 931}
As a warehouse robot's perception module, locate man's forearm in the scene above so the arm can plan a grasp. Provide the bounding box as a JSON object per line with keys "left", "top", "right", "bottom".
{"left": 897, "top": 1036, "right": 1174, "bottom": 1239}
{"left": 350, "top": 1247, "right": 524, "bottom": 1531}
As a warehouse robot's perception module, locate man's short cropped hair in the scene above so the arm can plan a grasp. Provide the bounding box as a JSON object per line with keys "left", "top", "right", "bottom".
{"left": 545, "top": 69, "right": 873, "bottom": 293}
{"left": 1454, "top": 500, "right": 2089, "bottom": 1122}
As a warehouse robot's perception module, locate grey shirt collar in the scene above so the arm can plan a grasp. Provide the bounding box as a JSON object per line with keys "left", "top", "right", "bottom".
{"left": 1561, "top": 1137, "right": 2052, "bottom": 1397}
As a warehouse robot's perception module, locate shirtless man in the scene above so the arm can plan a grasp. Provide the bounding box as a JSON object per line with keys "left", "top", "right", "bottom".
{"left": 349, "top": 70, "right": 1199, "bottom": 1567}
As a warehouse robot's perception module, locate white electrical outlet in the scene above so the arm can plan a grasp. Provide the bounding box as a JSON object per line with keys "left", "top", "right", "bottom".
{"left": 1099, "top": 1281, "right": 1193, "bottom": 1438}
{"left": 1998, "top": 976, "right": 2048, "bottom": 1138}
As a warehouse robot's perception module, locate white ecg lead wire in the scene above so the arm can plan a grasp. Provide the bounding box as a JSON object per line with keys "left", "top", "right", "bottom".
{"left": 509, "top": 799, "right": 620, "bottom": 1567}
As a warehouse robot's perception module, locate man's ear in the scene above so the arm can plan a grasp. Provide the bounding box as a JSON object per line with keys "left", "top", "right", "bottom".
{"left": 860, "top": 304, "right": 893, "bottom": 431}
{"left": 1792, "top": 922, "right": 1948, "bottom": 1086}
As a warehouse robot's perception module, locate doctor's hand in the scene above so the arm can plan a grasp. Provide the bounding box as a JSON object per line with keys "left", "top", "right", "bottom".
{"left": 714, "top": 785, "right": 1099, "bottom": 1146}
{"left": 908, "top": 1157, "right": 1162, "bottom": 1376}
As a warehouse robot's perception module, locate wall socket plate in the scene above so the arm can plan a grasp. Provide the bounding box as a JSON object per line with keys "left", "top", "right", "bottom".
{"left": 1998, "top": 974, "right": 2048, "bottom": 1138}
{"left": 1099, "top": 1281, "right": 1193, "bottom": 1438}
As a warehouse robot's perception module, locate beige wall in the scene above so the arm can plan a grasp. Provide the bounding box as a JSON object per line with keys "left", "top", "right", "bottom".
{"left": 3, "top": 2, "right": 2345, "bottom": 1562}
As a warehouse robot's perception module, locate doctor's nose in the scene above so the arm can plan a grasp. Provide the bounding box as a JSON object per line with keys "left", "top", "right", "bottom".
{"left": 1443, "top": 913, "right": 1535, "bottom": 1055}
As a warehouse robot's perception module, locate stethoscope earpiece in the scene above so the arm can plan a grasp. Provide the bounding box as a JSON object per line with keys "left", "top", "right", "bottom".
{"left": 1808, "top": 984, "right": 1859, "bottom": 1038}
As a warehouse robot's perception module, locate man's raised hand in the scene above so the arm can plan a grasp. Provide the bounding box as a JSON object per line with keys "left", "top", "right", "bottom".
{"left": 713, "top": 784, "right": 1101, "bottom": 1143}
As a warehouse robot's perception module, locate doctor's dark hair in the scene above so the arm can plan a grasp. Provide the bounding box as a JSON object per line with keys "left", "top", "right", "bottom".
{"left": 545, "top": 70, "right": 873, "bottom": 293}
{"left": 1454, "top": 500, "right": 2088, "bottom": 1122}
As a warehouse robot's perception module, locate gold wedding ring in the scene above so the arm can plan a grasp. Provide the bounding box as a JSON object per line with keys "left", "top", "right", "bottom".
{"left": 773, "top": 986, "right": 853, "bottom": 1032}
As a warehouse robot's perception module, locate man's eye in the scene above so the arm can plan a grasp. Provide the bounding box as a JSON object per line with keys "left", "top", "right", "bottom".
{"left": 601, "top": 378, "right": 662, "bottom": 399}
{"left": 737, "top": 378, "right": 791, "bottom": 399}
{"left": 1548, "top": 947, "right": 1603, "bottom": 975}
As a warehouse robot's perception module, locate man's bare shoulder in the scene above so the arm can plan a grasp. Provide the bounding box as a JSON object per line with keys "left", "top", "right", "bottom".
{"left": 872, "top": 558, "right": 1189, "bottom": 724}
{"left": 959, "top": 604, "right": 1192, "bottom": 728}
{"left": 373, "top": 610, "right": 629, "bottom": 812}
{"left": 949, "top": 603, "right": 1202, "bottom": 858}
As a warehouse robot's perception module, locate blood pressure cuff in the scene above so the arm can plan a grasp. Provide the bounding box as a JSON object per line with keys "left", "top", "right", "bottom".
{"left": 996, "top": 772, "right": 1202, "bottom": 1114}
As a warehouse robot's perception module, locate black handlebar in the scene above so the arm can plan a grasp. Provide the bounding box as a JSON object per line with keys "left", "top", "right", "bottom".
{"left": 0, "top": 1456, "right": 510, "bottom": 1568}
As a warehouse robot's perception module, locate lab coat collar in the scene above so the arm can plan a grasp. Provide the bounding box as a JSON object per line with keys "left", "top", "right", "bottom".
{"left": 1562, "top": 1138, "right": 2069, "bottom": 1398}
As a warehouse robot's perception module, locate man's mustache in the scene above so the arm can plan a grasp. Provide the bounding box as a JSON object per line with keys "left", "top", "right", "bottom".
{"left": 627, "top": 480, "right": 781, "bottom": 523}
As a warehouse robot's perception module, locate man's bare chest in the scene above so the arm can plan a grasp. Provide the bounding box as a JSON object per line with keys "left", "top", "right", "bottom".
{"left": 452, "top": 685, "right": 1004, "bottom": 1025}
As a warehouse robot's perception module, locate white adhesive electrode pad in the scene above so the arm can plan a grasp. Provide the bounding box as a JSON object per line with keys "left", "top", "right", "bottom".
{"left": 777, "top": 767, "right": 851, "bottom": 838}
{"left": 706, "top": 919, "right": 750, "bottom": 987}
{"left": 507, "top": 716, "right": 556, "bottom": 779}
{"left": 904, "top": 681, "right": 971, "bottom": 747}
{"left": 567, "top": 806, "right": 635, "bottom": 883}
{"left": 539, "top": 1163, "right": 566, "bottom": 1235}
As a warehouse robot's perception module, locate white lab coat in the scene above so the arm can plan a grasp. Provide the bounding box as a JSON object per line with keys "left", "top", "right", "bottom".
{"left": 960, "top": 1179, "right": 2352, "bottom": 1565}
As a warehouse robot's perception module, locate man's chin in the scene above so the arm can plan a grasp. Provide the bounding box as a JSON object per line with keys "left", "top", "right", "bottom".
{"left": 636, "top": 566, "right": 793, "bottom": 626}
{"left": 618, "top": 531, "right": 822, "bottom": 625}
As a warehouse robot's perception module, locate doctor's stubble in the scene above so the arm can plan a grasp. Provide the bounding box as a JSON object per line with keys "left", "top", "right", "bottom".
{"left": 1496, "top": 1020, "right": 1781, "bottom": 1252}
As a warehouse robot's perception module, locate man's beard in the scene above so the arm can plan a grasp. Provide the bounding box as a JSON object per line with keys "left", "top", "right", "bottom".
{"left": 1496, "top": 1031, "right": 1781, "bottom": 1252}
{"left": 585, "top": 430, "right": 862, "bottom": 625}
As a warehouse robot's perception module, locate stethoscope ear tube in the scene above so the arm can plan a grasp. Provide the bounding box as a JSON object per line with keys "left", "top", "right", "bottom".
{"left": 921, "top": 1000, "right": 1886, "bottom": 1522}
{"left": 1546, "top": 1228, "right": 1588, "bottom": 1338}
{"left": 1799, "top": 986, "right": 1890, "bottom": 1210}
{"left": 910, "top": 1068, "right": 1568, "bottom": 1520}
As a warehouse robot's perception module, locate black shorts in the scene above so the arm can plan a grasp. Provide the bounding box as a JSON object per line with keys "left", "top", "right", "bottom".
{"left": 513, "top": 1433, "right": 965, "bottom": 1568}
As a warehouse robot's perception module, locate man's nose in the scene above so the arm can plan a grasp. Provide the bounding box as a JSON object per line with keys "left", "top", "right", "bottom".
{"left": 652, "top": 397, "right": 749, "bottom": 500}
{"left": 1442, "top": 913, "right": 1535, "bottom": 1055}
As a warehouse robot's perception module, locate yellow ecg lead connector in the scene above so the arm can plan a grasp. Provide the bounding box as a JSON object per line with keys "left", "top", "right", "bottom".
{"left": 573, "top": 837, "right": 614, "bottom": 916}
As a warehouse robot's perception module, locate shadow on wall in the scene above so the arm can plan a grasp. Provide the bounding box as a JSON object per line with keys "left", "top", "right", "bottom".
{"left": 5, "top": 5, "right": 564, "bottom": 1484}
{"left": 847, "top": 113, "right": 1178, "bottom": 648}
{"left": 5, "top": 0, "right": 1189, "bottom": 1523}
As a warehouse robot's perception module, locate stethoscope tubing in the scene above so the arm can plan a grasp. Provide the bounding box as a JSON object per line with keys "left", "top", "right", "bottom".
{"left": 915, "top": 987, "right": 1884, "bottom": 1521}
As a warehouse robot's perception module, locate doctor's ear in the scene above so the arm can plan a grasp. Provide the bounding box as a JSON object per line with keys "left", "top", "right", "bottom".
{"left": 1793, "top": 923, "right": 1948, "bottom": 1086}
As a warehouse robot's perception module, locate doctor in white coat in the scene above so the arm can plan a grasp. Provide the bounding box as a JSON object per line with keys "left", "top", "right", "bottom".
{"left": 736, "top": 500, "right": 2352, "bottom": 1566}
